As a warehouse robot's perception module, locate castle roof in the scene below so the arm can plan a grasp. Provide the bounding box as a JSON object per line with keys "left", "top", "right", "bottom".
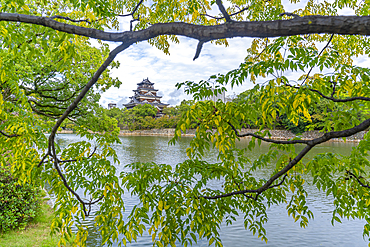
{"left": 123, "top": 78, "right": 169, "bottom": 110}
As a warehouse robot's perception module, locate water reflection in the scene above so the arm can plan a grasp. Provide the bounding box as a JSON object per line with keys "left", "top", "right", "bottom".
{"left": 56, "top": 134, "right": 366, "bottom": 247}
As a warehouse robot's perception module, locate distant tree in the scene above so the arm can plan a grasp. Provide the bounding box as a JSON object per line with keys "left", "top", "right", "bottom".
{"left": 130, "top": 104, "right": 157, "bottom": 118}
{"left": 162, "top": 106, "right": 177, "bottom": 117}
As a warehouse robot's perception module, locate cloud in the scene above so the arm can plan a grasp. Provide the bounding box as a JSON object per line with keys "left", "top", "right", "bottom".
{"left": 163, "top": 88, "right": 187, "bottom": 106}
{"left": 116, "top": 96, "right": 130, "bottom": 109}
{"left": 168, "top": 89, "right": 182, "bottom": 98}
{"left": 167, "top": 98, "right": 181, "bottom": 106}
{"left": 99, "top": 36, "right": 254, "bottom": 106}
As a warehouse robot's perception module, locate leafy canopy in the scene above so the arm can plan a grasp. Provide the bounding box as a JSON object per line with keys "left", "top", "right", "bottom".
{"left": 1, "top": 0, "right": 370, "bottom": 246}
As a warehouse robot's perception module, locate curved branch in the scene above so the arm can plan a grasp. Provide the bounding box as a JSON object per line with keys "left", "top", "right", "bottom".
{"left": 28, "top": 99, "right": 69, "bottom": 111}
{"left": 202, "top": 145, "right": 313, "bottom": 199}
{"left": 45, "top": 42, "right": 129, "bottom": 215}
{"left": 30, "top": 106, "right": 59, "bottom": 119}
{"left": 203, "top": 118, "right": 370, "bottom": 199}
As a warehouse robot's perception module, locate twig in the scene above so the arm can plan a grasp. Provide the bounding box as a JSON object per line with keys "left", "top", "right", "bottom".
{"left": 118, "top": 0, "right": 144, "bottom": 18}
{"left": 0, "top": 130, "right": 20, "bottom": 138}
{"left": 255, "top": 38, "right": 269, "bottom": 60}
{"left": 346, "top": 170, "right": 370, "bottom": 188}
{"left": 268, "top": 173, "right": 288, "bottom": 189}
{"left": 330, "top": 80, "right": 337, "bottom": 98}
{"left": 228, "top": 121, "right": 310, "bottom": 144}
{"left": 301, "top": 34, "right": 334, "bottom": 85}
{"left": 50, "top": 15, "right": 91, "bottom": 24}
{"left": 279, "top": 12, "right": 300, "bottom": 18}
{"left": 286, "top": 84, "right": 370, "bottom": 102}
{"left": 201, "top": 6, "right": 249, "bottom": 20}
{"left": 58, "top": 146, "right": 97, "bottom": 163}
{"left": 37, "top": 153, "right": 51, "bottom": 167}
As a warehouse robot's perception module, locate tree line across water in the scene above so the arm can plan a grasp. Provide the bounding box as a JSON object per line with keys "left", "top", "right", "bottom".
{"left": 87, "top": 90, "right": 369, "bottom": 134}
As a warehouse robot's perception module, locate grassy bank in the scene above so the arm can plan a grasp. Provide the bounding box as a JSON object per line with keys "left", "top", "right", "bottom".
{"left": 0, "top": 201, "right": 73, "bottom": 247}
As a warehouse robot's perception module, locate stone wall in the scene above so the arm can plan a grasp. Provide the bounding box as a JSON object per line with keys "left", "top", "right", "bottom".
{"left": 56, "top": 128, "right": 367, "bottom": 142}
{"left": 118, "top": 128, "right": 368, "bottom": 142}
{"left": 119, "top": 128, "right": 196, "bottom": 137}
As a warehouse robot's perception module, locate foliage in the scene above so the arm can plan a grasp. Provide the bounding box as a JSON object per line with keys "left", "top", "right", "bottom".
{"left": 0, "top": 166, "right": 41, "bottom": 232}
{"left": 104, "top": 102, "right": 197, "bottom": 130}
{"left": 0, "top": 202, "right": 75, "bottom": 247}
{"left": 2, "top": 0, "right": 370, "bottom": 246}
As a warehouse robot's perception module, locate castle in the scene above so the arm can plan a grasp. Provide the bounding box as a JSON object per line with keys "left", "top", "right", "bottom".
{"left": 123, "top": 78, "right": 169, "bottom": 116}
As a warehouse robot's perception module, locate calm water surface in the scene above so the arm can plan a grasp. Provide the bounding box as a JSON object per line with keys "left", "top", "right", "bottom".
{"left": 56, "top": 134, "right": 367, "bottom": 247}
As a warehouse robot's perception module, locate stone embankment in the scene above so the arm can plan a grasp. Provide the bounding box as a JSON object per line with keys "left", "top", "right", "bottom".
{"left": 56, "top": 129, "right": 367, "bottom": 142}
{"left": 118, "top": 128, "right": 367, "bottom": 142}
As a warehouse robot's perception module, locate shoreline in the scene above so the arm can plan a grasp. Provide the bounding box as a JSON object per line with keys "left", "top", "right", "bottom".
{"left": 57, "top": 129, "right": 368, "bottom": 142}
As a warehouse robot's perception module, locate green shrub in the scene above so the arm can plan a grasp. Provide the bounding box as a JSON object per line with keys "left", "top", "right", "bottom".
{"left": 0, "top": 166, "right": 41, "bottom": 232}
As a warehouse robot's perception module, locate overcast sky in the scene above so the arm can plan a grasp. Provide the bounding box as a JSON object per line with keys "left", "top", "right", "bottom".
{"left": 98, "top": 5, "right": 357, "bottom": 108}
{"left": 98, "top": 36, "right": 254, "bottom": 108}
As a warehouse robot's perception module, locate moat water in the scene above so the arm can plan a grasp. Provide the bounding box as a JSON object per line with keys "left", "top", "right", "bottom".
{"left": 56, "top": 134, "right": 367, "bottom": 247}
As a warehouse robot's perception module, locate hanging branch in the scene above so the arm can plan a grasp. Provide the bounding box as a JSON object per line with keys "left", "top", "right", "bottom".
{"left": 43, "top": 43, "right": 131, "bottom": 216}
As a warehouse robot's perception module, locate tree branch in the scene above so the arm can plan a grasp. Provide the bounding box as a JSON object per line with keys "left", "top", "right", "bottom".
{"left": 193, "top": 40, "right": 205, "bottom": 60}
{"left": 3, "top": 14, "right": 370, "bottom": 43}
{"left": 346, "top": 170, "right": 370, "bottom": 188}
{"left": 201, "top": 6, "right": 249, "bottom": 20}
{"left": 118, "top": 0, "right": 144, "bottom": 17}
{"left": 0, "top": 130, "right": 20, "bottom": 138}
{"left": 50, "top": 15, "right": 91, "bottom": 24}
{"left": 45, "top": 43, "right": 129, "bottom": 215}
{"left": 286, "top": 84, "right": 370, "bottom": 102}
{"left": 215, "top": 0, "right": 232, "bottom": 22}
{"left": 228, "top": 121, "right": 310, "bottom": 144}
{"left": 58, "top": 146, "right": 97, "bottom": 163}
{"left": 301, "top": 34, "right": 334, "bottom": 85}
{"left": 202, "top": 118, "right": 370, "bottom": 199}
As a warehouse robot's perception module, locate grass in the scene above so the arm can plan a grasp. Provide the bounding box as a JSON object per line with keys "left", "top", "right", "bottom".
{"left": 0, "top": 200, "right": 74, "bottom": 247}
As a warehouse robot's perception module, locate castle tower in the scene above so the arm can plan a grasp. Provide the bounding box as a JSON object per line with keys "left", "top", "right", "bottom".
{"left": 123, "top": 78, "right": 169, "bottom": 116}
